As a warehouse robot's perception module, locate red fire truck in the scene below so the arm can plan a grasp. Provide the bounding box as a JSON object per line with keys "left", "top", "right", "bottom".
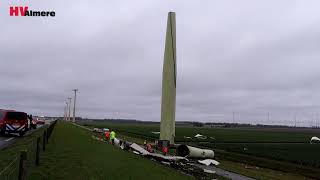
{"left": 0, "top": 109, "right": 29, "bottom": 136}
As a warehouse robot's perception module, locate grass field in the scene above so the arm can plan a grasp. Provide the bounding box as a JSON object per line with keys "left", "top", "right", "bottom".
{"left": 205, "top": 142, "right": 320, "bottom": 167}
{"left": 80, "top": 121, "right": 320, "bottom": 178}
{"left": 28, "top": 121, "right": 194, "bottom": 180}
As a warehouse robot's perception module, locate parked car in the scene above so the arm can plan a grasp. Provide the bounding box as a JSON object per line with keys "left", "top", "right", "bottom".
{"left": 0, "top": 109, "right": 29, "bottom": 136}
{"left": 36, "top": 118, "right": 45, "bottom": 125}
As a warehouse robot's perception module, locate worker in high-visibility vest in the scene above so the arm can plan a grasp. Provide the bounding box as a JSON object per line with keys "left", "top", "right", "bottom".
{"left": 110, "top": 131, "right": 116, "bottom": 145}
{"left": 143, "top": 140, "right": 147, "bottom": 149}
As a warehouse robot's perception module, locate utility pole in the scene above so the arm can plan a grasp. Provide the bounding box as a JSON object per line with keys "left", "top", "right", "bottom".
{"left": 294, "top": 113, "right": 297, "bottom": 127}
{"left": 232, "top": 112, "right": 235, "bottom": 124}
{"left": 72, "top": 89, "right": 78, "bottom": 123}
{"left": 64, "top": 104, "right": 67, "bottom": 120}
{"left": 65, "top": 102, "right": 69, "bottom": 121}
{"left": 67, "top": 97, "right": 72, "bottom": 121}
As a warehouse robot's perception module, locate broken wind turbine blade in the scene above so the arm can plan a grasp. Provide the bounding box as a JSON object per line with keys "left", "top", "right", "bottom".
{"left": 130, "top": 143, "right": 150, "bottom": 155}
{"left": 129, "top": 143, "right": 187, "bottom": 162}
{"left": 176, "top": 145, "right": 214, "bottom": 158}
{"left": 160, "top": 12, "right": 177, "bottom": 145}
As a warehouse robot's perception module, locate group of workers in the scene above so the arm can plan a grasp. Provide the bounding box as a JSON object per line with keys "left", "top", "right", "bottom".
{"left": 104, "top": 130, "right": 116, "bottom": 145}
{"left": 144, "top": 140, "right": 168, "bottom": 155}
{"left": 102, "top": 130, "right": 168, "bottom": 155}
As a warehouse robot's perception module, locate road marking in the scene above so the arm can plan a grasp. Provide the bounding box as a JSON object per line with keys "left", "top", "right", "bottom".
{"left": 5, "top": 137, "right": 14, "bottom": 142}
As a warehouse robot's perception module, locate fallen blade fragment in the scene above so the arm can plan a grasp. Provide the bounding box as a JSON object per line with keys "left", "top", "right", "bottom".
{"left": 145, "top": 153, "right": 188, "bottom": 162}
{"left": 176, "top": 145, "right": 214, "bottom": 158}
{"left": 130, "top": 143, "right": 150, "bottom": 155}
{"left": 203, "top": 169, "right": 216, "bottom": 174}
{"left": 198, "top": 159, "right": 220, "bottom": 166}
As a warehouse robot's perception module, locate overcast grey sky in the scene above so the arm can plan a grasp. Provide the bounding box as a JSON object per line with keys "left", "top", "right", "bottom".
{"left": 1, "top": 1, "right": 320, "bottom": 126}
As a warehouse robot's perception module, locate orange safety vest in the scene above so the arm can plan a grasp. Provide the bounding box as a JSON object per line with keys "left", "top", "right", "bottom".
{"left": 105, "top": 131, "right": 110, "bottom": 138}
{"left": 162, "top": 146, "right": 168, "bottom": 154}
{"left": 146, "top": 144, "right": 152, "bottom": 152}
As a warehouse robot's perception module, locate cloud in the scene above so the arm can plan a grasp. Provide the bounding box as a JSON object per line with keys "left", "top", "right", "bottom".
{"left": 1, "top": 1, "right": 320, "bottom": 126}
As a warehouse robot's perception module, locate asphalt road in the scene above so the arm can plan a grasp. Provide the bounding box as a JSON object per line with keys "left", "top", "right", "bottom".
{"left": 0, "top": 124, "right": 44, "bottom": 150}
{"left": 0, "top": 136, "right": 16, "bottom": 150}
{"left": 193, "top": 164, "right": 256, "bottom": 180}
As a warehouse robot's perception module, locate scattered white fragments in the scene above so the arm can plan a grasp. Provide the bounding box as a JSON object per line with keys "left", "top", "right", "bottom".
{"left": 198, "top": 159, "right": 220, "bottom": 166}
{"left": 146, "top": 153, "right": 187, "bottom": 162}
{"left": 194, "top": 134, "right": 207, "bottom": 139}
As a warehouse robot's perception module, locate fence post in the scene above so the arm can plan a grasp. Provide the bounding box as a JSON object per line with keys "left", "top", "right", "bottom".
{"left": 36, "top": 137, "right": 40, "bottom": 166}
{"left": 18, "top": 150, "right": 27, "bottom": 180}
{"left": 48, "top": 126, "right": 51, "bottom": 138}
{"left": 43, "top": 131, "right": 46, "bottom": 151}
{"left": 46, "top": 129, "right": 49, "bottom": 143}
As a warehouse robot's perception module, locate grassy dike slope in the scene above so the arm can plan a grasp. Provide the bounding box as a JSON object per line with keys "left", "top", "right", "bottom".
{"left": 29, "top": 121, "right": 194, "bottom": 180}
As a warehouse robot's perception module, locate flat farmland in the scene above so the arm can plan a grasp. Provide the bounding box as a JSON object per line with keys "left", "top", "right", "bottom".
{"left": 204, "top": 143, "right": 320, "bottom": 167}
{"left": 80, "top": 121, "right": 320, "bottom": 173}
{"left": 81, "top": 122, "right": 320, "bottom": 143}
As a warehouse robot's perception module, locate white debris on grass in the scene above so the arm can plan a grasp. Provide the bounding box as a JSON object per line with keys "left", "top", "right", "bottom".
{"left": 133, "top": 151, "right": 140, "bottom": 155}
{"left": 310, "top": 136, "right": 320, "bottom": 143}
{"left": 194, "top": 134, "right": 207, "bottom": 139}
{"left": 203, "top": 169, "right": 216, "bottom": 174}
{"left": 198, "top": 159, "right": 220, "bottom": 166}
